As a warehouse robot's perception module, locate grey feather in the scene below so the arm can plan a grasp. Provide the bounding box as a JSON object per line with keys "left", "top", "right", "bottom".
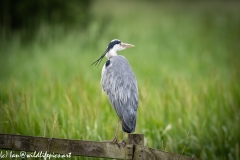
{"left": 101, "top": 55, "right": 138, "bottom": 133}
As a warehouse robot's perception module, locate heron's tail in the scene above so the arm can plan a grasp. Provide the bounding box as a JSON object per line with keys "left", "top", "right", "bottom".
{"left": 122, "top": 110, "right": 137, "bottom": 133}
{"left": 122, "top": 121, "right": 135, "bottom": 133}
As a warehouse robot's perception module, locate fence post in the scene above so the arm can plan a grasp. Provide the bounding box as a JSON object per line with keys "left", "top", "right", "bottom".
{"left": 128, "top": 134, "right": 144, "bottom": 146}
{"left": 128, "top": 134, "right": 146, "bottom": 160}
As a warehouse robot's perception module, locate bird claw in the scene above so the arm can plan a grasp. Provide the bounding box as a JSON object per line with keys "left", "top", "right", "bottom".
{"left": 118, "top": 140, "right": 127, "bottom": 147}
{"left": 111, "top": 137, "right": 122, "bottom": 148}
{"left": 103, "top": 138, "right": 127, "bottom": 148}
{"left": 111, "top": 137, "right": 118, "bottom": 143}
{"left": 102, "top": 138, "right": 127, "bottom": 148}
{"left": 102, "top": 137, "right": 120, "bottom": 146}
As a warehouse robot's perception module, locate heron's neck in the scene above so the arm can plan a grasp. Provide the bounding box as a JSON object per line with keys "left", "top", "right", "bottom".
{"left": 106, "top": 49, "right": 118, "bottom": 59}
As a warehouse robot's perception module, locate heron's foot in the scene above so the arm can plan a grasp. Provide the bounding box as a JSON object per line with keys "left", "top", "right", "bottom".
{"left": 118, "top": 140, "right": 127, "bottom": 147}
{"left": 102, "top": 137, "right": 118, "bottom": 144}
{"left": 111, "top": 137, "right": 118, "bottom": 143}
{"left": 110, "top": 137, "right": 125, "bottom": 148}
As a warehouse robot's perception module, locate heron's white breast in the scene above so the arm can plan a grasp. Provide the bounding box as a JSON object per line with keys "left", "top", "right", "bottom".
{"left": 101, "top": 64, "right": 106, "bottom": 92}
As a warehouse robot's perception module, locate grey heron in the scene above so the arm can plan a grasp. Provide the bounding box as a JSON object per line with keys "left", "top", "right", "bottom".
{"left": 92, "top": 39, "right": 138, "bottom": 144}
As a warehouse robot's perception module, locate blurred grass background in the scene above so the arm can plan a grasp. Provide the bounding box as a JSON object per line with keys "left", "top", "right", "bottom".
{"left": 0, "top": 0, "right": 240, "bottom": 159}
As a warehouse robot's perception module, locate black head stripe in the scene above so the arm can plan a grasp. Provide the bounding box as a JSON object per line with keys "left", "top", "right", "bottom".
{"left": 108, "top": 40, "right": 121, "bottom": 50}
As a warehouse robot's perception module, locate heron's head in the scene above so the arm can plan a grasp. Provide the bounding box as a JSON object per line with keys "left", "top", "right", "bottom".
{"left": 92, "top": 39, "right": 135, "bottom": 68}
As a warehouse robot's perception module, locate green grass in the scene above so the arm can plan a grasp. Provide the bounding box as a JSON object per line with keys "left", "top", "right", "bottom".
{"left": 0, "top": 1, "right": 240, "bottom": 159}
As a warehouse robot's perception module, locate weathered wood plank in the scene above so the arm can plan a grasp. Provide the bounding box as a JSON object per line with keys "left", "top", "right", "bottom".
{"left": 133, "top": 145, "right": 199, "bottom": 160}
{"left": 0, "top": 134, "right": 133, "bottom": 159}
{"left": 0, "top": 134, "right": 199, "bottom": 160}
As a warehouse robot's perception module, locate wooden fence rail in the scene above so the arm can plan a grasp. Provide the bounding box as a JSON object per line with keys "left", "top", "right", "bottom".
{"left": 0, "top": 133, "right": 198, "bottom": 160}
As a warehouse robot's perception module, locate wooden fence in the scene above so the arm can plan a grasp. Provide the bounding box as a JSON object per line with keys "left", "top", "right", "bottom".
{"left": 0, "top": 133, "right": 198, "bottom": 159}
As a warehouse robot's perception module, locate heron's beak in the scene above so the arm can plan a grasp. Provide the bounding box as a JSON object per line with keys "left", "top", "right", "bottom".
{"left": 121, "top": 43, "right": 135, "bottom": 48}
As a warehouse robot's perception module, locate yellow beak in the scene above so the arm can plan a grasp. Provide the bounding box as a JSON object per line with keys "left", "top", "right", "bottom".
{"left": 121, "top": 43, "right": 135, "bottom": 48}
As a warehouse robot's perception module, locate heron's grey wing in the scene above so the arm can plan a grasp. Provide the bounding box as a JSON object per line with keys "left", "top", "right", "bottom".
{"left": 101, "top": 56, "right": 138, "bottom": 133}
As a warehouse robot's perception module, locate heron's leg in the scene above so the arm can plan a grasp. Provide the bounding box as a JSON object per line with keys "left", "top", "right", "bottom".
{"left": 118, "top": 132, "right": 127, "bottom": 147}
{"left": 111, "top": 119, "right": 121, "bottom": 143}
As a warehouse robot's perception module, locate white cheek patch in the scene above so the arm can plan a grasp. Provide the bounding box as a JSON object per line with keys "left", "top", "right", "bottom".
{"left": 112, "top": 44, "right": 121, "bottom": 50}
